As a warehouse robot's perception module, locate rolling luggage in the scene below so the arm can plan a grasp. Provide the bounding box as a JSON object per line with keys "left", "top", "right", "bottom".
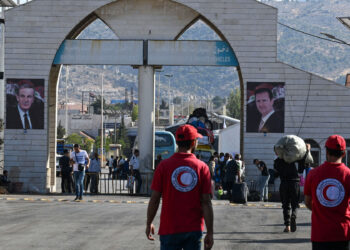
{"left": 231, "top": 182, "right": 248, "bottom": 204}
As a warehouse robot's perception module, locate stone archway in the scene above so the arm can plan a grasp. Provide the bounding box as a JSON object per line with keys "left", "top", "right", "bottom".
{"left": 48, "top": 0, "right": 244, "bottom": 193}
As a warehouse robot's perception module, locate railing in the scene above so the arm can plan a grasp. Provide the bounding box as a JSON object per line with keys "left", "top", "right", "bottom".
{"left": 59, "top": 171, "right": 138, "bottom": 195}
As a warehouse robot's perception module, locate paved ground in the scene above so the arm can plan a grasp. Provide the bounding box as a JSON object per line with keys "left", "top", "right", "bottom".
{"left": 0, "top": 195, "right": 312, "bottom": 250}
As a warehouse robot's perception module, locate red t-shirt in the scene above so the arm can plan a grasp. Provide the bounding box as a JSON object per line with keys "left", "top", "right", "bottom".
{"left": 304, "top": 161, "right": 350, "bottom": 242}
{"left": 151, "top": 152, "right": 212, "bottom": 235}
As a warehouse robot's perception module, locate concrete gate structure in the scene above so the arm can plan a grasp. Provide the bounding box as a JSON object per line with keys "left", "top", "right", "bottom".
{"left": 3, "top": 0, "right": 350, "bottom": 193}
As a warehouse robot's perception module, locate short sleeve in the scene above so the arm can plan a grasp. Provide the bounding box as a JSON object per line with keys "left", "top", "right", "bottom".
{"left": 304, "top": 171, "right": 312, "bottom": 196}
{"left": 84, "top": 151, "right": 89, "bottom": 159}
{"left": 70, "top": 152, "right": 74, "bottom": 160}
{"left": 151, "top": 163, "right": 163, "bottom": 193}
{"left": 201, "top": 164, "right": 212, "bottom": 194}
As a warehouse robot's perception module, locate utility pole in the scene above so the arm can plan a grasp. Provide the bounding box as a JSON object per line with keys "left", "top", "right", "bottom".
{"left": 100, "top": 72, "right": 104, "bottom": 168}
{"left": 65, "top": 66, "right": 69, "bottom": 134}
{"left": 155, "top": 69, "right": 163, "bottom": 125}
{"left": 164, "top": 74, "right": 173, "bottom": 109}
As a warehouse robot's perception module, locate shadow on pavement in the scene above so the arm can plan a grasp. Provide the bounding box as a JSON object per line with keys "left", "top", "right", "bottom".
{"left": 214, "top": 232, "right": 281, "bottom": 235}
{"left": 264, "top": 223, "right": 311, "bottom": 227}
{"left": 237, "top": 238, "right": 310, "bottom": 244}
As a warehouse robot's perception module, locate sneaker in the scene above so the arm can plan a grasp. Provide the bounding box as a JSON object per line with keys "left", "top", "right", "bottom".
{"left": 74, "top": 196, "right": 79, "bottom": 201}
{"left": 79, "top": 196, "right": 83, "bottom": 201}
{"left": 291, "top": 217, "right": 297, "bottom": 232}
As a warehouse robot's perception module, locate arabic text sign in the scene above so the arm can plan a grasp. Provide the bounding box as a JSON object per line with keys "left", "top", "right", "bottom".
{"left": 53, "top": 40, "right": 144, "bottom": 65}
{"left": 148, "top": 40, "right": 238, "bottom": 66}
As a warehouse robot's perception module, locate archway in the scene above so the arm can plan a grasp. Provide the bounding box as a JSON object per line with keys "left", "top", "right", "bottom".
{"left": 49, "top": 0, "right": 243, "bottom": 193}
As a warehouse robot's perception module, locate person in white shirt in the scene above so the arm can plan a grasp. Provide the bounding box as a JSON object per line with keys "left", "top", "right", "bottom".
{"left": 70, "top": 144, "right": 90, "bottom": 201}
{"left": 130, "top": 149, "right": 142, "bottom": 194}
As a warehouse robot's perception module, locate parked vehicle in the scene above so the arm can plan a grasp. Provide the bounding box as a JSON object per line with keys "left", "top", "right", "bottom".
{"left": 133, "top": 131, "right": 176, "bottom": 160}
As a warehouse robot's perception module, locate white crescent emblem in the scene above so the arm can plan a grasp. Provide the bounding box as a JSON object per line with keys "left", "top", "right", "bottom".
{"left": 171, "top": 166, "right": 198, "bottom": 192}
{"left": 317, "top": 179, "right": 345, "bottom": 207}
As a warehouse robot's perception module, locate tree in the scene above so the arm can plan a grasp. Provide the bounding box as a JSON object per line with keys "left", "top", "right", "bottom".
{"left": 226, "top": 88, "right": 241, "bottom": 119}
{"left": 131, "top": 105, "right": 138, "bottom": 122}
{"left": 95, "top": 136, "right": 111, "bottom": 153}
{"left": 57, "top": 121, "right": 66, "bottom": 139}
{"left": 212, "top": 96, "right": 226, "bottom": 109}
{"left": 65, "top": 133, "right": 94, "bottom": 152}
{"left": 173, "top": 96, "right": 182, "bottom": 105}
{"left": 160, "top": 99, "right": 168, "bottom": 109}
{"left": 66, "top": 133, "right": 83, "bottom": 145}
{"left": 90, "top": 95, "right": 107, "bottom": 114}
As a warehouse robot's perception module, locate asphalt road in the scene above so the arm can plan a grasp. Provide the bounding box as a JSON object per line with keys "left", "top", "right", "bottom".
{"left": 0, "top": 196, "right": 312, "bottom": 250}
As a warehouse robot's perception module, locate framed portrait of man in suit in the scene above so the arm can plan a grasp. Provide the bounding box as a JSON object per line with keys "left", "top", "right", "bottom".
{"left": 246, "top": 82, "right": 285, "bottom": 133}
{"left": 6, "top": 79, "right": 45, "bottom": 130}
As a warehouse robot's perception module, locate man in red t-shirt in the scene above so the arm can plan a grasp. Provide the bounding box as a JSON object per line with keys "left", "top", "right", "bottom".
{"left": 304, "top": 135, "right": 350, "bottom": 250}
{"left": 145, "top": 124, "right": 214, "bottom": 250}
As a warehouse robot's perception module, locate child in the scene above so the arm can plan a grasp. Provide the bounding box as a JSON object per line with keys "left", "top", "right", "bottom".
{"left": 217, "top": 185, "right": 224, "bottom": 200}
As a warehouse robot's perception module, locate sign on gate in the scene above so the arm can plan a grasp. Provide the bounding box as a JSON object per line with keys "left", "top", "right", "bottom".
{"left": 53, "top": 40, "right": 144, "bottom": 65}
{"left": 148, "top": 40, "right": 239, "bottom": 66}
{"left": 53, "top": 40, "right": 239, "bottom": 67}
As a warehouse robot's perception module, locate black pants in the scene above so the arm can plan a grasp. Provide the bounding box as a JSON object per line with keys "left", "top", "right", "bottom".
{"left": 313, "top": 241, "right": 349, "bottom": 250}
{"left": 134, "top": 170, "right": 142, "bottom": 194}
{"left": 280, "top": 181, "right": 299, "bottom": 226}
{"left": 89, "top": 172, "right": 99, "bottom": 194}
{"left": 226, "top": 181, "right": 235, "bottom": 199}
{"left": 61, "top": 173, "right": 72, "bottom": 193}
{"left": 84, "top": 173, "right": 91, "bottom": 192}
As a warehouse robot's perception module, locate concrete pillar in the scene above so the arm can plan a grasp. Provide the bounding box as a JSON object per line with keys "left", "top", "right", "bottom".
{"left": 0, "top": 8, "right": 5, "bottom": 173}
{"left": 169, "top": 104, "right": 174, "bottom": 126}
{"left": 137, "top": 66, "right": 155, "bottom": 194}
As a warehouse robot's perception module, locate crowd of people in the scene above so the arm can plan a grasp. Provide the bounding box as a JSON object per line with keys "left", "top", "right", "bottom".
{"left": 203, "top": 151, "right": 245, "bottom": 201}
{"left": 59, "top": 144, "right": 140, "bottom": 200}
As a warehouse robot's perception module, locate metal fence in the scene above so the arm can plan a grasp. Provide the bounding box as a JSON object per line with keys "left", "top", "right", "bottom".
{"left": 58, "top": 172, "right": 137, "bottom": 195}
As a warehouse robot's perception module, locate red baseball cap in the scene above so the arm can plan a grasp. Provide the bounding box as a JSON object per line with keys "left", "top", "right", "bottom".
{"left": 325, "top": 135, "right": 346, "bottom": 151}
{"left": 176, "top": 124, "right": 203, "bottom": 141}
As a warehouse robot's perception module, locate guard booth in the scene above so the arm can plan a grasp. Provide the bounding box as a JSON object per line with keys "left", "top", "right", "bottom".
{"left": 3, "top": 0, "right": 350, "bottom": 193}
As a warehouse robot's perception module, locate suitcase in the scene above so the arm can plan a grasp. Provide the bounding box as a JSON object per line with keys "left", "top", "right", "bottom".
{"left": 231, "top": 182, "right": 248, "bottom": 204}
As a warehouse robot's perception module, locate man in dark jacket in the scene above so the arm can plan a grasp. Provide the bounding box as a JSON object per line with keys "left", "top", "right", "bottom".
{"left": 274, "top": 144, "right": 310, "bottom": 233}
{"left": 60, "top": 149, "right": 73, "bottom": 193}
{"left": 225, "top": 158, "right": 241, "bottom": 200}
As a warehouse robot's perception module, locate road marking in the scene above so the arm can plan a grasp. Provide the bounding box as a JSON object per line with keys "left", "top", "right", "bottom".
{"left": 23, "top": 198, "right": 35, "bottom": 201}
{"left": 6, "top": 197, "right": 18, "bottom": 201}
{"left": 0, "top": 197, "right": 308, "bottom": 209}
{"left": 91, "top": 200, "right": 103, "bottom": 203}
{"left": 40, "top": 198, "right": 52, "bottom": 202}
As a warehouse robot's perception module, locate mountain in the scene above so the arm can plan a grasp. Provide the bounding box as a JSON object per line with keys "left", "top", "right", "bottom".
{"left": 58, "top": 0, "right": 350, "bottom": 104}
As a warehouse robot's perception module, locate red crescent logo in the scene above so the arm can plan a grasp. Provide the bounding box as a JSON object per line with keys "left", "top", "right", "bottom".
{"left": 177, "top": 171, "right": 188, "bottom": 187}
{"left": 323, "top": 185, "right": 336, "bottom": 202}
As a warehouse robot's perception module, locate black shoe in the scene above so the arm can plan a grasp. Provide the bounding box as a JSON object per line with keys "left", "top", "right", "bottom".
{"left": 79, "top": 196, "right": 83, "bottom": 201}
{"left": 74, "top": 196, "right": 79, "bottom": 201}
{"left": 291, "top": 217, "right": 297, "bottom": 232}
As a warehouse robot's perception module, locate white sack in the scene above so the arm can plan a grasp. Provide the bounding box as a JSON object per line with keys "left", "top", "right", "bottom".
{"left": 274, "top": 135, "right": 313, "bottom": 164}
